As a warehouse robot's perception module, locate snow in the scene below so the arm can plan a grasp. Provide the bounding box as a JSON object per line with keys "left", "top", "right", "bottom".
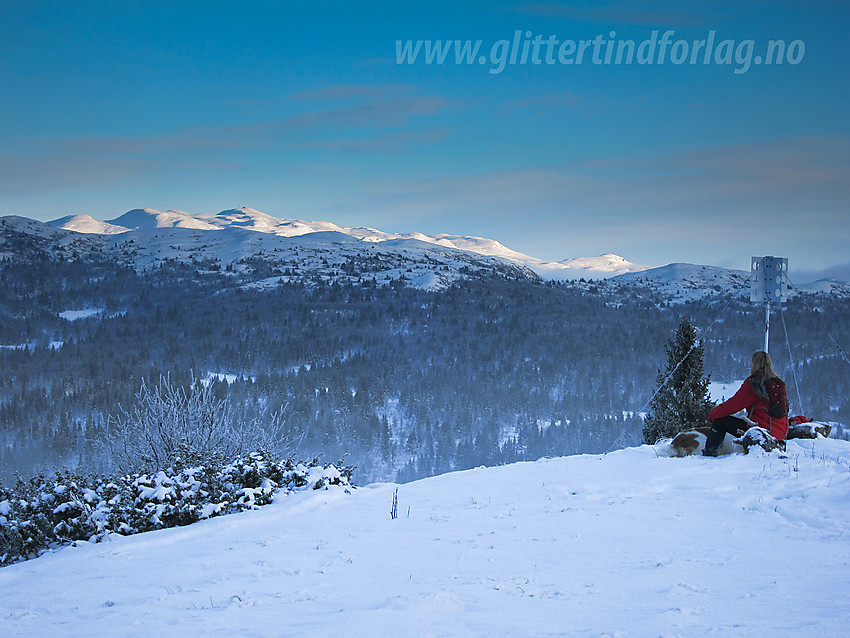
{"left": 58, "top": 308, "right": 103, "bottom": 321}
{"left": 408, "top": 271, "right": 445, "bottom": 291}
{"left": 48, "top": 214, "right": 130, "bottom": 235}
{"left": 3, "top": 438, "right": 850, "bottom": 637}
{"left": 200, "top": 372, "right": 255, "bottom": 387}
{"left": 709, "top": 380, "right": 743, "bottom": 403}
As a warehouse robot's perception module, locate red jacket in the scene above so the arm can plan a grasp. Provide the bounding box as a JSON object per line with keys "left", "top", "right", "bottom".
{"left": 708, "top": 376, "right": 789, "bottom": 440}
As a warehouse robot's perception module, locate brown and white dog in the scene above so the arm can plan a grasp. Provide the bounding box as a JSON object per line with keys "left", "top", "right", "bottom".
{"left": 658, "top": 427, "right": 742, "bottom": 457}
{"left": 657, "top": 426, "right": 781, "bottom": 457}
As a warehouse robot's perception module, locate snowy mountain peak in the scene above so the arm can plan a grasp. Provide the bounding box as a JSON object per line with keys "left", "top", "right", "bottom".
{"left": 597, "top": 253, "right": 630, "bottom": 263}
{"left": 49, "top": 214, "right": 130, "bottom": 235}
{"left": 211, "top": 207, "right": 295, "bottom": 233}
{"left": 106, "top": 208, "right": 219, "bottom": 232}
{"left": 558, "top": 253, "right": 644, "bottom": 275}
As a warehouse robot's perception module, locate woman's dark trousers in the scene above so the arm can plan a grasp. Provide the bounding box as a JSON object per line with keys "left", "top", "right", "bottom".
{"left": 703, "top": 416, "right": 749, "bottom": 456}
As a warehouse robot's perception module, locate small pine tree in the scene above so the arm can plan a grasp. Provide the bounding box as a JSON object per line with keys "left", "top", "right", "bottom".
{"left": 642, "top": 316, "right": 713, "bottom": 444}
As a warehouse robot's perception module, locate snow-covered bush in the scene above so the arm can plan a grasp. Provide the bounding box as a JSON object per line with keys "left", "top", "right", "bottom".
{"left": 0, "top": 452, "right": 353, "bottom": 567}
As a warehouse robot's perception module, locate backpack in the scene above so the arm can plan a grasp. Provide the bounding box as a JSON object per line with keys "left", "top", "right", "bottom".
{"left": 765, "top": 378, "right": 789, "bottom": 419}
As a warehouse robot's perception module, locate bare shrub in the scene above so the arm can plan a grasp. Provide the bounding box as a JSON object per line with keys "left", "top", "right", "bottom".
{"left": 108, "top": 375, "right": 287, "bottom": 473}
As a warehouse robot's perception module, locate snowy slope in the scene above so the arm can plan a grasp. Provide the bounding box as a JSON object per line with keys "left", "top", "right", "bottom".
{"left": 795, "top": 278, "right": 850, "bottom": 296}
{"left": 2, "top": 437, "right": 849, "bottom": 637}
{"left": 0, "top": 215, "right": 102, "bottom": 261}
{"left": 48, "top": 214, "right": 130, "bottom": 235}
{"left": 614, "top": 262, "right": 752, "bottom": 302}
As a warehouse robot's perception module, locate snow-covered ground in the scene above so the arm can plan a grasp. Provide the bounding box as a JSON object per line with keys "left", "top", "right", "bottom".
{"left": 58, "top": 308, "right": 103, "bottom": 321}
{"left": 709, "top": 380, "right": 743, "bottom": 404}
{"left": 2, "top": 437, "right": 849, "bottom": 637}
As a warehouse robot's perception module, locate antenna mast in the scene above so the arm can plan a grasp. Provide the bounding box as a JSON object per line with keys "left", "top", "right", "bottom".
{"left": 750, "top": 256, "right": 788, "bottom": 354}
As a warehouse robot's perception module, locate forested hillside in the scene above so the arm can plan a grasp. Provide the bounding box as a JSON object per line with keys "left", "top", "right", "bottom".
{"left": 1, "top": 254, "right": 848, "bottom": 485}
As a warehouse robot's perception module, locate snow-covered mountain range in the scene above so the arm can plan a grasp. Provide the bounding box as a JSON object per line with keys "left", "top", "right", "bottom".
{"left": 1, "top": 207, "right": 846, "bottom": 298}
{"left": 48, "top": 207, "right": 648, "bottom": 280}
{"left": 1, "top": 210, "right": 534, "bottom": 292}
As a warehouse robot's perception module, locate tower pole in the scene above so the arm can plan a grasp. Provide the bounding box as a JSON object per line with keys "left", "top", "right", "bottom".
{"left": 764, "top": 301, "right": 770, "bottom": 354}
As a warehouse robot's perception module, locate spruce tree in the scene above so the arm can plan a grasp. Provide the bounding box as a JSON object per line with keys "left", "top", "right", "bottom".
{"left": 642, "top": 316, "right": 713, "bottom": 444}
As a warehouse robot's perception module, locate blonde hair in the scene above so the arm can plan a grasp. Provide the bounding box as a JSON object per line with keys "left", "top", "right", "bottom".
{"left": 750, "top": 350, "right": 777, "bottom": 379}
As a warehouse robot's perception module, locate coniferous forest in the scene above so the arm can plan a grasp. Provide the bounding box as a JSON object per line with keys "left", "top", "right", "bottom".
{"left": 1, "top": 254, "right": 849, "bottom": 485}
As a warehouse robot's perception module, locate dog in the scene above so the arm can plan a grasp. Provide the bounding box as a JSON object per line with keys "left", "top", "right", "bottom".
{"left": 658, "top": 426, "right": 742, "bottom": 457}
{"left": 658, "top": 426, "right": 782, "bottom": 457}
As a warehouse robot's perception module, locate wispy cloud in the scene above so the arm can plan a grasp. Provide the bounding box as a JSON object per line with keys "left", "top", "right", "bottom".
{"left": 794, "top": 262, "right": 850, "bottom": 283}
{"left": 58, "top": 132, "right": 243, "bottom": 155}
{"left": 274, "top": 95, "right": 450, "bottom": 131}
{"left": 293, "top": 128, "right": 447, "bottom": 154}
{"left": 290, "top": 84, "right": 417, "bottom": 102}
{"left": 499, "top": 91, "right": 583, "bottom": 115}
{"left": 0, "top": 154, "right": 153, "bottom": 194}
{"left": 2, "top": 84, "right": 453, "bottom": 195}
{"left": 0, "top": 152, "right": 241, "bottom": 195}
{"left": 345, "top": 135, "right": 850, "bottom": 265}
{"left": 54, "top": 85, "right": 451, "bottom": 158}
{"left": 362, "top": 135, "right": 850, "bottom": 215}
{"left": 581, "top": 136, "right": 850, "bottom": 218}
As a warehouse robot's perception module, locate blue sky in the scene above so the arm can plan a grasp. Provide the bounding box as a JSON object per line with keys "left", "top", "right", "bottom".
{"left": 1, "top": 1, "right": 847, "bottom": 275}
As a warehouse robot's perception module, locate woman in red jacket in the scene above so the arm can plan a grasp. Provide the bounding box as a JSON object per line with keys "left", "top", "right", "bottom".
{"left": 703, "top": 350, "right": 789, "bottom": 456}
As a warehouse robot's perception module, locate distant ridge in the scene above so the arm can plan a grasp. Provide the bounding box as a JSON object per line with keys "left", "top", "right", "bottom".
{"left": 22, "top": 207, "right": 850, "bottom": 296}
{"left": 13, "top": 211, "right": 537, "bottom": 291}
{"left": 614, "top": 262, "right": 751, "bottom": 302}
{"left": 47, "top": 206, "right": 647, "bottom": 280}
